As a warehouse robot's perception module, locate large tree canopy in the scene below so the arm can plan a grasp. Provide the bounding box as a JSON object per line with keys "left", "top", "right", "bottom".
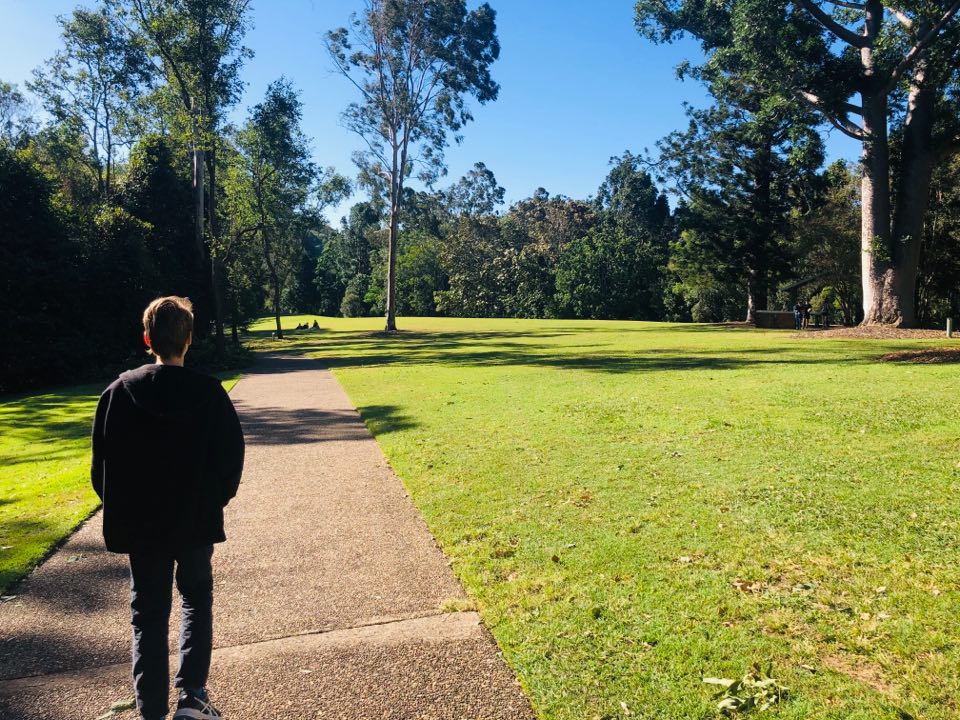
{"left": 636, "top": 0, "right": 960, "bottom": 326}
{"left": 326, "top": 0, "right": 500, "bottom": 331}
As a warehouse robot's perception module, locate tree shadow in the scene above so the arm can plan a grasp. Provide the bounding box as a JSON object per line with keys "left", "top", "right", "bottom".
{"left": 234, "top": 401, "right": 416, "bottom": 445}
{"left": 0, "top": 515, "right": 134, "bottom": 681}
{"left": 0, "top": 387, "right": 99, "bottom": 471}
{"left": 245, "top": 327, "right": 881, "bottom": 376}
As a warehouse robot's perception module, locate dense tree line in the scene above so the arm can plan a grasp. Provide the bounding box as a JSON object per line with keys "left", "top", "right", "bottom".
{"left": 0, "top": 1, "right": 343, "bottom": 391}
{"left": 2, "top": 0, "right": 960, "bottom": 393}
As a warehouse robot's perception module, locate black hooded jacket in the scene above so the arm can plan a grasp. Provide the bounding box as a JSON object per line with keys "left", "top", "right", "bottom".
{"left": 91, "top": 364, "right": 245, "bottom": 553}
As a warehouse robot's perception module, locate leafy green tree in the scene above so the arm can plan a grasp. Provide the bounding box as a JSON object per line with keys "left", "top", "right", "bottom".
{"left": 791, "top": 161, "right": 862, "bottom": 325}
{"left": 121, "top": 134, "right": 201, "bottom": 301}
{"left": 666, "top": 197, "right": 746, "bottom": 323}
{"left": 636, "top": 0, "right": 960, "bottom": 326}
{"left": 555, "top": 225, "right": 665, "bottom": 320}
{"left": 363, "top": 187, "right": 452, "bottom": 317}
{"left": 918, "top": 155, "right": 960, "bottom": 326}
{"left": 229, "top": 80, "right": 348, "bottom": 338}
{"left": 0, "top": 146, "right": 76, "bottom": 390}
{"left": 313, "top": 201, "right": 383, "bottom": 315}
{"left": 30, "top": 5, "right": 150, "bottom": 198}
{"left": 124, "top": 0, "right": 253, "bottom": 349}
{"left": 326, "top": 0, "right": 500, "bottom": 331}
{"left": 596, "top": 152, "right": 670, "bottom": 236}
{"left": 286, "top": 225, "right": 334, "bottom": 315}
{"left": 500, "top": 188, "right": 596, "bottom": 317}
{"left": 0, "top": 82, "right": 36, "bottom": 147}
{"left": 435, "top": 215, "right": 513, "bottom": 317}
{"left": 657, "top": 89, "right": 823, "bottom": 320}
{"left": 341, "top": 273, "right": 372, "bottom": 317}
{"left": 446, "top": 161, "right": 505, "bottom": 216}
{"left": 396, "top": 231, "right": 447, "bottom": 315}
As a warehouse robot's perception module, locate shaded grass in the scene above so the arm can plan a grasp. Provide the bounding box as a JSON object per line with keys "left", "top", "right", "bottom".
{"left": 250, "top": 315, "right": 960, "bottom": 720}
{"left": 0, "top": 371, "right": 242, "bottom": 594}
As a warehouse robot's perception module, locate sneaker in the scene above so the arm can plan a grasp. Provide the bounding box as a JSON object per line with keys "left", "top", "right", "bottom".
{"left": 172, "top": 690, "right": 221, "bottom": 720}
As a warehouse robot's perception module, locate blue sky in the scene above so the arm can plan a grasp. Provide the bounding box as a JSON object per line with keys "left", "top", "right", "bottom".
{"left": 2, "top": 0, "right": 860, "bottom": 221}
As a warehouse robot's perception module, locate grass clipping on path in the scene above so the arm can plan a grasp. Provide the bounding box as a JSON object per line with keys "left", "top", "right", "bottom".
{"left": 256, "top": 316, "right": 959, "bottom": 720}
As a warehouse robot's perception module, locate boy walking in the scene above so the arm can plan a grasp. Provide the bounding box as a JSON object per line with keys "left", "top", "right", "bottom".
{"left": 91, "top": 297, "right": 245, "bottom": 720}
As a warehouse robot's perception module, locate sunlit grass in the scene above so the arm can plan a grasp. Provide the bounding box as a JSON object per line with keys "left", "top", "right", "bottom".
{"left": 250, "top": 315, "right": 959, "bottom": 720}
{"left": 0, "top": 371, "right": 241, "bottom": 594}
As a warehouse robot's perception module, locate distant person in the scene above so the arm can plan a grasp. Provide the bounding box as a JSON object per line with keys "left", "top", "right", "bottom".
{"left": 803, "top": 300, "right": 813, "bottom": 329}
{"left": 793, "top": 301, "right": 803, "bottom": 330}
{"left": 311, "top": 319, "right": 320, "bottom": 330}
{"left": 91, "top": 296, "right": 244, "bottom": 720}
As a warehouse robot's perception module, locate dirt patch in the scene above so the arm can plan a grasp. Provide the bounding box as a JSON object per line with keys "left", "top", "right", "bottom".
{"left": 879, "top": 348, "right": 960, "bottom": 364}
{"left": 794, "top": 326, "right": 954, "bottom": 340}
{"left": 822, "top": 654, "right": 895, "bottom": 697}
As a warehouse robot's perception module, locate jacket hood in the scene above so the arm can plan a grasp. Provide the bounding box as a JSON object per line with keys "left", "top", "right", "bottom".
{"left": 118, "top": 364, "right": 215, "bottom": 419}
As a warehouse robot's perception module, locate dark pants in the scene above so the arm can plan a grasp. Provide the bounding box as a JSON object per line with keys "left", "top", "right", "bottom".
{"left": 128, "top": 545, "right": 214, "bottom": 719}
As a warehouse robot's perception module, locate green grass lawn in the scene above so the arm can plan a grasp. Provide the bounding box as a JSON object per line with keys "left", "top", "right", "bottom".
{"left": 0, "top": 372, "right": 241, "bottom": 594}
{"left": 250, "top": 315, "right": 959, "bottom": 720}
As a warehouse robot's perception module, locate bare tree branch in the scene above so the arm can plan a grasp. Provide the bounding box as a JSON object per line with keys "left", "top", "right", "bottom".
{"left": 829, "top": 0, "right": 865, "bottom": 9}
{"left": 885, "top": 5, "right": 913, "bottom": 28}
{"left": 795, "top": 0, "right": 869, "bottom": 47}
{"left": 797, "top": 90, "right": 866, "bottom": 139}
{"left": 882, "top": 0, "right": 960, "bottom": 95}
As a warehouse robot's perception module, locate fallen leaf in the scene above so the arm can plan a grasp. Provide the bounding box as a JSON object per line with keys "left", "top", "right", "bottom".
{"left": 733, "top": 578, "right": 763, "bottom": 593}
{"left": 703, "top": 677, "right": 734, "bottom": 687}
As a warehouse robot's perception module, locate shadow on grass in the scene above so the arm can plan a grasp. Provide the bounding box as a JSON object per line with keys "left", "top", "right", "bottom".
{"left": 0, "top": 387, "right": 99, "bottom": 457}
{"left": 244, "top": 326, "right": 882, "bottom": 375}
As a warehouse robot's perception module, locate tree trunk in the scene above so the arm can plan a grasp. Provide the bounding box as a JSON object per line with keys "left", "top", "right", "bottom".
{"left": 262, "top": 225, "right": 283, "bottom": 340}
{"left": 745, "top": 135, "right": 773, "bottom": 323}
{"left": 193, "top": 145, "right": 206, "bottom": 269}
{"left": 858, "top": 88, "right": 893, "bottom": 325}
{"left": 886, "top": 63, "right": 936, "bottom": 328}
{"left": 385, "top": 142, "right": 401, "bottom": 332}
{"left": 230, "top": 302, "right": 240, "bottom": 347}
{"left": 206, "top": 147, "right": 226, "bottom": 354}
{"left": 273, "top": 280, "right": 283, "bottom": 339}
{"left": 385, "top": 195, "right": 399, "bottom": 332}
{"left": 745, "top": 282, "right": 757, "bottom": 324}
{"left": 745, "top": 272, "right": 768, "bottom": 324}
{"left": 191, "top": 143, "right": 209, "bottom": 338}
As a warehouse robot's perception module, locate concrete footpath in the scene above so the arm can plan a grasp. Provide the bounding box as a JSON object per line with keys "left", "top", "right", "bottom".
{"left": 0, "top": 356, "right": 534, "bottom": 719}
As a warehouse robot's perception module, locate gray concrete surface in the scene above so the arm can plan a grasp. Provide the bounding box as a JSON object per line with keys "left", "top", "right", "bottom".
{"left": 0, "top": 355, "right": 534, "bottom": 719}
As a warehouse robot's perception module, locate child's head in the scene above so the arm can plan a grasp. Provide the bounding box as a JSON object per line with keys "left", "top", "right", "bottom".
{"left": 142, "top": 296, "right": 194, "bottom": 361}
